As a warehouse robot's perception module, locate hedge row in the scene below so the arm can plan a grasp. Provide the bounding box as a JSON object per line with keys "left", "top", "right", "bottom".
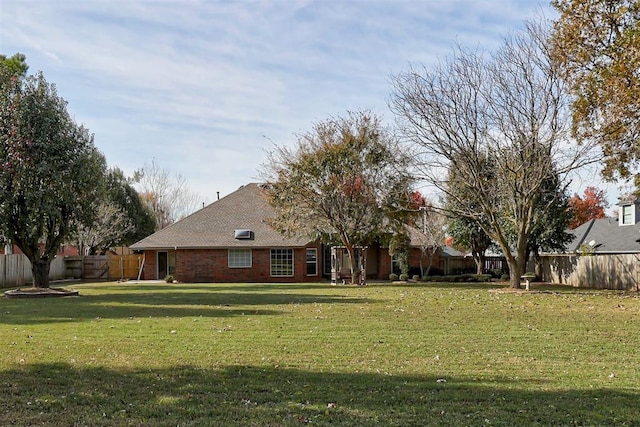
{"left": 389, "top": 273, "right": 492, "bottom": 283}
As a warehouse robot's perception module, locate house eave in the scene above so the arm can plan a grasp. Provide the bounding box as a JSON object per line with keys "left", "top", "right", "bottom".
{"left": 130, "top": 242, "right": 315, "bottom": 251}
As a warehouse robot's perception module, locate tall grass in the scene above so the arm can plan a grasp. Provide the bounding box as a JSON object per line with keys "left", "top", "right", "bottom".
{"left": 1, "top": 281, "right": 639, "bottom": 426}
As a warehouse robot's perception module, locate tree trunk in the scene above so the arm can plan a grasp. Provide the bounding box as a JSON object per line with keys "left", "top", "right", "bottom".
{"left": 473, "top": 251, "right": 486, "bottom": 276}
{"left": 344, "top": 243, "right": 359, "bottom": 285}
{"left": 533, "top": 251, "right": 542, "bottom": 280}
{"left": 507, "top": 242, "right": 530, "bottom": 288}
{"left": 507, "top": 258, "right": 523, "bottom": 289}
{"left": 425, "top": 248, "right": 435, "bottom": 277}
{"left": 474, "top": 259, "right": 483, "bottom": 276}
{"left": 31, "top": 257, "right": 52, "bottom": 288}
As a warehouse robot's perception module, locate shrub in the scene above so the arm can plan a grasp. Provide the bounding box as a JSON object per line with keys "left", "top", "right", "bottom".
{"left": 421, "top": 274, "right": 491, "bottom": 283}
{"left": 164, "top": 274, "right": 175, "bottom": 283}
{"left": 500, "top": 274, "right": 510, "bottom": 281}
{"left": 389, "top": 273, "right": 398, "bottom": 281}
{"left": 412, "top": 275, "right": 420, "bottom": 281}
{"left": 488, "top": 269, "right": 504, "bottom": 278}
{"left": 399, "top": 273, "right": 409, "bottom": 281}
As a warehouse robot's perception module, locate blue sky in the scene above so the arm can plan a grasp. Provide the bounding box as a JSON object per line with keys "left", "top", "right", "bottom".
{"left": 2, "top": 0, "right": 616, "bottom": 207}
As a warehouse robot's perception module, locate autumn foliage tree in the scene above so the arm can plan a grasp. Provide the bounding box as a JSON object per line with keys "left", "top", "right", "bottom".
{"left": 551, "top": 0, "right": 640, "bottom": 186}
{"left": 568, "top": 186, "right": 609, "bottom": 228}
{"left": 261, "top": 111, "right": 415, "bottom": 284}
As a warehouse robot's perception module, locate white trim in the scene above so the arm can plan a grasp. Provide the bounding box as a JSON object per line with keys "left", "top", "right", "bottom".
{"left": 270, "top": 248, "right": 294, "bottom": 277}
{"left": 621, "top": 204, "right": 634, "bottom": 225}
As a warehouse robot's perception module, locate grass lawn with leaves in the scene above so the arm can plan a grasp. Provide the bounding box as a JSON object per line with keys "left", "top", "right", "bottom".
{"left": 1, "top": 281, "right": 639, "bottom": 426}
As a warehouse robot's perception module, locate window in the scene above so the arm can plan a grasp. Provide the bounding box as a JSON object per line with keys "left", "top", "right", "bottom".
{"left": 391, "top": 254, "right": 402, "bottom": 275}
{"left": 271, "top": 248, "right": 294, "bottom": 277}
{"left": 306, "top": 248, "right": 318, "bottom": 276}
{"left": 228, "top": 249, "right": 252, "bottom": 268}
{"left": 323, "top": 245, "right": 332, "bottom": 275}
{"left": 622, "top": 205, "right": 633, "bottom": 225}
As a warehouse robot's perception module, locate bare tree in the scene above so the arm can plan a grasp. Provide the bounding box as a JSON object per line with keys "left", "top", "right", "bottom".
{"left": 391, "top": 20, "right": 600, "bottom": 288}
{"left": 134, "top": 159, "right": 201, "bottom": 230}
{"left": 75, "top": 202, "right": 134, "bottom": 255}
{"left": 414, "top": 201, "right": 447, "bottom": 278}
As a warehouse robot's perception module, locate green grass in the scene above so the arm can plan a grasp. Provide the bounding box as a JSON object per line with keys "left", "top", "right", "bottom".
{"left": 1, "top": 281, "right": 640, "bottom": 426}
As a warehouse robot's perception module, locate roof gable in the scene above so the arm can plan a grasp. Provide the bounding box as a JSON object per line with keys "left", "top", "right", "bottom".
{"left": 564, "top": 217, "right": 640, "bottom": 254}
{"left": 130, "top": 183, "right": 311, "bottom": 250}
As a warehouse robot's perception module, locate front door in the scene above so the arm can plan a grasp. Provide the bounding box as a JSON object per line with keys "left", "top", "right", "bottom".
{"left": 157, "top": 251, "right": 168, "bottom": 279}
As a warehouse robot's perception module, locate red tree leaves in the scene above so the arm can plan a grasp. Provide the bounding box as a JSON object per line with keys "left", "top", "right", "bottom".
{"left": 568, "top": 186, "right": 609, "bottom": 229}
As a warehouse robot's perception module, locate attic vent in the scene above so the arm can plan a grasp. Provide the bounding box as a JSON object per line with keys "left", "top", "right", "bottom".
{"left": 234, "top": 229, "right": 253, "bottom": 240}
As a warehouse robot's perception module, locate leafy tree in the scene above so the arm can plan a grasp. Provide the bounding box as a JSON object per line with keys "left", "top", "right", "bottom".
{"left": 514, "top": 174, "right": 574, "bottom": 277}
{"left": 388, "top": 231, "right": 410, "bottom": 277}
{"left": 391, "top": 20, "right": 599, "bottom": 288}
{"left": 106, "top": 167, "right": 156, "bottom": 245}
{"left": 551, "top": 0, "right": 640, "bottom": 186}
{"left": 261, "top": 111, "right": 415, "bottom": 284}
{"left": 0, "top": 68, "right": 106, "bottom": 288}
{"left": 134, "top": 159, "right": 201, "bottom": 230}
{"left": 0, "top": 53, "right": 28, "bottom": 81}
{"left": 447, "top": 217, "right": 492, "bottom": 276}
{"left": 568, "top": 186, "right": 609, "bottom": 228}
{"left": 444, "top": 156, "right": 494, "bottom": 276}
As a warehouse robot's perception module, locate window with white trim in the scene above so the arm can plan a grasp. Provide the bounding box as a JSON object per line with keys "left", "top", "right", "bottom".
{"left": 270, "top": 248, "right": 294, "bottom": 277}
{"left": 228, "top": 249, "right": 252, "bottom": 268}
{"left": 306, "top": 248, "right": 318, "bottom": 276}
{"left": 621, "top": 205, "right": 633, "bottom": 225}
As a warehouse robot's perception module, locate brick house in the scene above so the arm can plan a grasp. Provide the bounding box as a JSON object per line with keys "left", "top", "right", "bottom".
{"left": 130, "top": 183, "right": 439, "bottom": 283}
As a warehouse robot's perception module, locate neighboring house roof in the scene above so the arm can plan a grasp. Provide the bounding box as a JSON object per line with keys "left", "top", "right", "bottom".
{"left": 130, "top": 183, "right": 311, "bottom": 250}
{"left": 564, "top": 217, "right": 640, "bottom": 254}
{"left": 441, "top": 245, "right": 468, "bottom": 258}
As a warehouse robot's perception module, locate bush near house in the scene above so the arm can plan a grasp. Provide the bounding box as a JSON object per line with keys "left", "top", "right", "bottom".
{"left": 421, "top": 274, "right": 492, "bottom": 283}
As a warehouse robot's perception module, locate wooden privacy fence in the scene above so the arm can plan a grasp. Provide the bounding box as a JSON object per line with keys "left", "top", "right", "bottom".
{"left": 0, "top": 254, "right": 145, "bottom": 288}
{"left": 540, "top": 254, "right": 640, "bottom": 290}
{"left": 109, "top": 254, "right": 144, "bottom": 280}
{"left": 0, "top": 254, "right": 67, "bottom": 288}
{"left": 75, "top": 255, "right": 144, "bottom": 281}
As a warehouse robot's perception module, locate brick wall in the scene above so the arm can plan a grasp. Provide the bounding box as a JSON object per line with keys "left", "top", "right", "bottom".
{"left": 409, "top": 247, "right": 441, "bottom": 276}
{"left": 142, "top": 244, "right": 442, "bottom": 282}
{"left": 374, "top": 245, "right": 443, "bottom": 279}
{"left": 142, "top": 244, "right": 323, "bottom": 283}
{"left": 141, "top": 250, "right": 157, "bottom": 280}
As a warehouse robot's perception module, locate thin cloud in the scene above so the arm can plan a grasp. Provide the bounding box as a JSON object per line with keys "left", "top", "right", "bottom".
{"left": 1, "top": 0, "right": 556, "bottom": 201}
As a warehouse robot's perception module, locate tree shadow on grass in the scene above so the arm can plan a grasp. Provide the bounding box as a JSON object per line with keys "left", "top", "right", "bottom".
{"left": 76, "top": 281, "right": 336, "bottom": 293}
{"left": 373, "top": 282, "right": 506, "bottom": 291}
{"left": 0, "top": 288, "right": 368, "bottom": 325}
{"left": 1, "top": 363, "right": 637, "bottom": 426}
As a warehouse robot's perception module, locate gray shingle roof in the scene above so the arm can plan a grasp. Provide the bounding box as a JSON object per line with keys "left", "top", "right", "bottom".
{"left": 130, "top": 183, "right": 311, "bottom": 250}
{"left": 565, "top": 217, "right": 640, "bottom": 254}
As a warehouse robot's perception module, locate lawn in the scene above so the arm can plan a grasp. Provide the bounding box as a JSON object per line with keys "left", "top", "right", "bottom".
{"left": 1, "top": 281, "right": 639, "bottom": 426}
